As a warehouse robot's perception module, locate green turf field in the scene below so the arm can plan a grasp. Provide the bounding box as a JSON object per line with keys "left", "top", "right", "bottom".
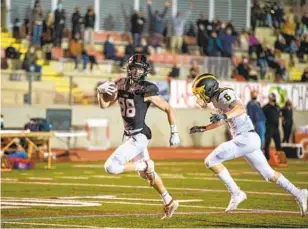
{"left": 1, "top": 159, "right": 308, "bottom": 228}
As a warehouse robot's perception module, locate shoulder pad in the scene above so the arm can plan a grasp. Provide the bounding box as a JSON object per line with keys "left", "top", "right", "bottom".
{"left": 135, "top": 81, "right": 159, "bottom": 96}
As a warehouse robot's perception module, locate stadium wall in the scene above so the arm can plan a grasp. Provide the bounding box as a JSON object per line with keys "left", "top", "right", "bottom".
{"left": 2, "top": 106, "right": 308, "bottom": 148}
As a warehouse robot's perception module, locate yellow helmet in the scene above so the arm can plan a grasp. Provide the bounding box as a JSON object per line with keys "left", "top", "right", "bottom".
{"left": 192, "top": 73, "right": 219, "bottom": 107}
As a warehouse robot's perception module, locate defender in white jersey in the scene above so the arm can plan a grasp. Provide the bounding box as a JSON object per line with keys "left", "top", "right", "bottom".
{"left": 190, "top": 73, "right": 308, "bottom": 216}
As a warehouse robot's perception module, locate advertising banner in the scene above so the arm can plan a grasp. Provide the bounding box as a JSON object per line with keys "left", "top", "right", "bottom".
{"left": 169, "top": 80, "right": 308, "bottom": 111}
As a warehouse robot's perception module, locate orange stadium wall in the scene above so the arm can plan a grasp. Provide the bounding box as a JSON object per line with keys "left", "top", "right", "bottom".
{"left": 1, "top": 106, "right": 308, "bottom": 148}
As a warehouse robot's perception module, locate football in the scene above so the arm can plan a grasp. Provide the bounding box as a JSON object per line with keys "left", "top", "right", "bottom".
{"left": 97, "top": 81, "right": 117, "bottom": 102}
{"left": 102, "top": 90, "right": 117, "bottom": 102}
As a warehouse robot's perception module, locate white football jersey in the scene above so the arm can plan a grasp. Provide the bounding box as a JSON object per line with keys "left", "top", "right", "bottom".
{"left": 211, "top": 88, "right": 254, "bottom": 136}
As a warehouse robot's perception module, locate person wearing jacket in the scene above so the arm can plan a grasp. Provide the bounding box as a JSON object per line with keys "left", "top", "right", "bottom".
{"left": 84, "top": 5, "right": 95, "bottom": 45}
{"left": 247, "top": 90, "right": 266, "bottom": 148}
{"left": 147, "top": 0, "right": 170, "bottom": 47}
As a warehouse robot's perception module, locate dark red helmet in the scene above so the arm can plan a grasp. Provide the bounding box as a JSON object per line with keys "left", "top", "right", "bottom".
{"left": 126, "top": 54, "right": 150, "bottom": 81}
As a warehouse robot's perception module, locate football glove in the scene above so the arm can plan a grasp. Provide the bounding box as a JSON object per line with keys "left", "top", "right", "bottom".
{"left": 210, "top": 113, "right": 228, "bottom": 124}
{"left": 170, "top": 132, "right": 180, "bottom": 146}
{"left": 169, "top": 125, "right": 180, "bottom": 146}
{"left": 97, "top": 81, "right": 117, "bottom": 95}
{"left": 189, "top": 126, "right": 206, "bottom": 134}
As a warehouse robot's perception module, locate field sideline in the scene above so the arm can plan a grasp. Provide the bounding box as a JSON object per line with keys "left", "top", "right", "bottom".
{"left": 1, "top": 158, "right": 308, "bottom": 228}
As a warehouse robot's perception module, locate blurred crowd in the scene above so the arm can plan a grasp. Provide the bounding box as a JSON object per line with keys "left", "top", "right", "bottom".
{"left": 2, "top": 0, "right": 308, "bottom": 82}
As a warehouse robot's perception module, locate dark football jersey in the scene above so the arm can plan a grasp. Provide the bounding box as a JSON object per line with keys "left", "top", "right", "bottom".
{"left": 114, "top": 77, "right": 159, "bottom": 139}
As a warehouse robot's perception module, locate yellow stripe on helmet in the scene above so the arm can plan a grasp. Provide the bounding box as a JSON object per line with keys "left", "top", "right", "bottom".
{"left": 192, "top": 74, "right": 217, "bottom": 88}
{"left": 192, "top": 73, "right": 217, "bottom": 103}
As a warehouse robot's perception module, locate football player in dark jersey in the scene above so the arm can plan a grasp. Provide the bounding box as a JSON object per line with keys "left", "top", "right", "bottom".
{"left": 97, "top": 54, "right": 180, "bottom": 219}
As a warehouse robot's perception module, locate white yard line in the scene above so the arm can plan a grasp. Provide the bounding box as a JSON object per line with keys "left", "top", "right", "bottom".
{"left": 2, "top": 210, "right": 300, "bottom": 223}
{"left": 1, "top": 222, "right": 96, "bottom": 228}
{"left": 58, "top": 176, "right": 89, "bottom": 180}
{"left": 1, "top": 180, "right": 290, "bottom": 196}
{"left": 1, "top": 206, "right": 28, "bottom": 209}
{"left": 108, "top": 173, "right": 308, "bottom": 185}
{"left": 57, "top": 196, "right": 203, "bottom": 203}
{"left": 28, "top": 177, "right": 53, "bottom": 181}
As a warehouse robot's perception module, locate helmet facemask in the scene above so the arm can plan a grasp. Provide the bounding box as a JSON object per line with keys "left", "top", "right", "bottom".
{"left": 192, "top": 86, "right": 211, "bottom": 108}
{"left": 128, "top": 64, "right": 146, "bottom": 82}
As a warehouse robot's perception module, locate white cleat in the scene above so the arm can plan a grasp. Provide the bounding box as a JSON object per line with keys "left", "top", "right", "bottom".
{"left": 161, "top": 200, "right": 179, "bottom": 219}
{"left": 225, "top": 190, "right": 247, "bottom": 213}
{"left": 296, "top": 189, "right": 308, "bottom": 217}
{"left": 144, "top": 160, "right": 156, "bottom": 186}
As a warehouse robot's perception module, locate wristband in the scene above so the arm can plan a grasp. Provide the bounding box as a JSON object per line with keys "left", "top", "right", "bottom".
{"left": 170, "top": 124, "right": 178, "bottom": 133}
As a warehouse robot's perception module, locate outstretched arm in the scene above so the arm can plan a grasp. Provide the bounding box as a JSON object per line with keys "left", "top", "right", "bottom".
{"left": 190, "top": 120, "right": 225, "bottom": 134}
{"left": 144, "top": 95, "right": 180, "bottom": 146}
{"left": 144, "top": 95, "right": 176, "bottom": 125}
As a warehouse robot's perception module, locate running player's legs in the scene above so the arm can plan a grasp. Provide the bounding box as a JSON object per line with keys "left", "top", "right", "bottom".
{"left": 205, "top": 132, "right": 261, "bottom": 169}
{"left": 204, "top": 132, "right": 261, "bottom": 212}
{"left": 104, "top": 134, "right": 149, "bottom": 174}
{"left": 132, "top": 144, "right": 178, "bottom": 218}
{"left": 244, "top": 148, "right": 307, "bottom": 216}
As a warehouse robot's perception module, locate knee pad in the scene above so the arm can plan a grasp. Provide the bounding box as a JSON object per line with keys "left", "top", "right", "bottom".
{"left": 204, "top": 154, "right": 219, "bottom": 168}
{"left": 104, "top": 158, "right": 124, "bottom": 174}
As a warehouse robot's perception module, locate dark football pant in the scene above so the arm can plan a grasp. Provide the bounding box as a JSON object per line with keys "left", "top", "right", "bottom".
{"left": 264, "top": 127, "right": 281, "bottom": 160}
{"left": 282, "top": 123, "right": 292, "bottom": 143}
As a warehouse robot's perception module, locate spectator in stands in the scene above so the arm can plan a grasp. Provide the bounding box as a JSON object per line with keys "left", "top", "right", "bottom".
{"left": 121, "top": 3, "right": 133, "bottom": 33}
{"left": 146, "top": 0, "right": 170, "bottom": 47}
{"left": 69, "top": 33, "right": 88, "bottom": 72}
{"left": 84, "top": 5, "right": 96, "bottom": 45}
{"left": 32, "top": 4, "right": 44, "bottom": 46}
{"left": 301, "top": 7, "right": 308, "bottom": 29}
{"left": 239, "top": 30, "right": 249, "bottom": 52}
{"left": 23, "top": 5, "right": 32, "bottom": 37}
{"left": 196, "top": 13, "right": 210, "bottom": 55}
{"left": 187, "top": 60, "right": 199, "bottom": 80}
{"left": 167, "top": 64, "right": 180, "bottom": 79}
{"left": 42, "top": 11, "right": 54, "bottom": 44}
{"left": 219, "top": 27, "right": 236, "bottom": 58}
{"left": 5, "top": 43, "right": 21, "bottom": 70}
{"left": 301, "top": 68, "right": 308, "bottom": 82}
{"left": 247, "top": 90, "right": 266, "bottom": 148}
{"left": 171, "top": 3, "right": 192, "bottom": 53}
{"left": 207, "top": 32, "right": 223, "bottom": 57}
{"left": 236, "top": 57, "right": 257, "bottom": 81}
{"left": 135, "top": 37, "right": 152, "bottom": 56}
{"left": 257, "top": 48, "right": 269, "bottom": 80}
{"left": 71, "top": 6, "right": 83, "bottom": 38}
{"left": 103, "top": 34, "right": 121, "bottom": 62}
{"left": 12, "top": 18, "right": 21, "bottom": 40}
{"left": 22, "top": 46, "right": 42, "bottom": 80}
{"left": 274, "top": 35, "right": 287, "bottom": 54}
{"left": 281, "top": 99, "right": 293, "bottom": 143}
{"left": 281, "top": 15, "right": 295, "bottom": 47}
{"left": 248, "top": 31, "right": 262, "bottom": 59}
{"left": 54, "top": 3, "right": 66, "bottom": 47}
{"left": 297, "top": 35, "right": 308, "bottom": 63}
{"left": 131, "top": 10, "right": 146, "bottom": 46}
{"left": 103, "top": 14, "right": 115, "bottom": 31}
{"left": 122, "top": 36, "right": 135, "bottom": 65}
{"left": 275, "top": 62, "right": 288, "bottom": 82}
